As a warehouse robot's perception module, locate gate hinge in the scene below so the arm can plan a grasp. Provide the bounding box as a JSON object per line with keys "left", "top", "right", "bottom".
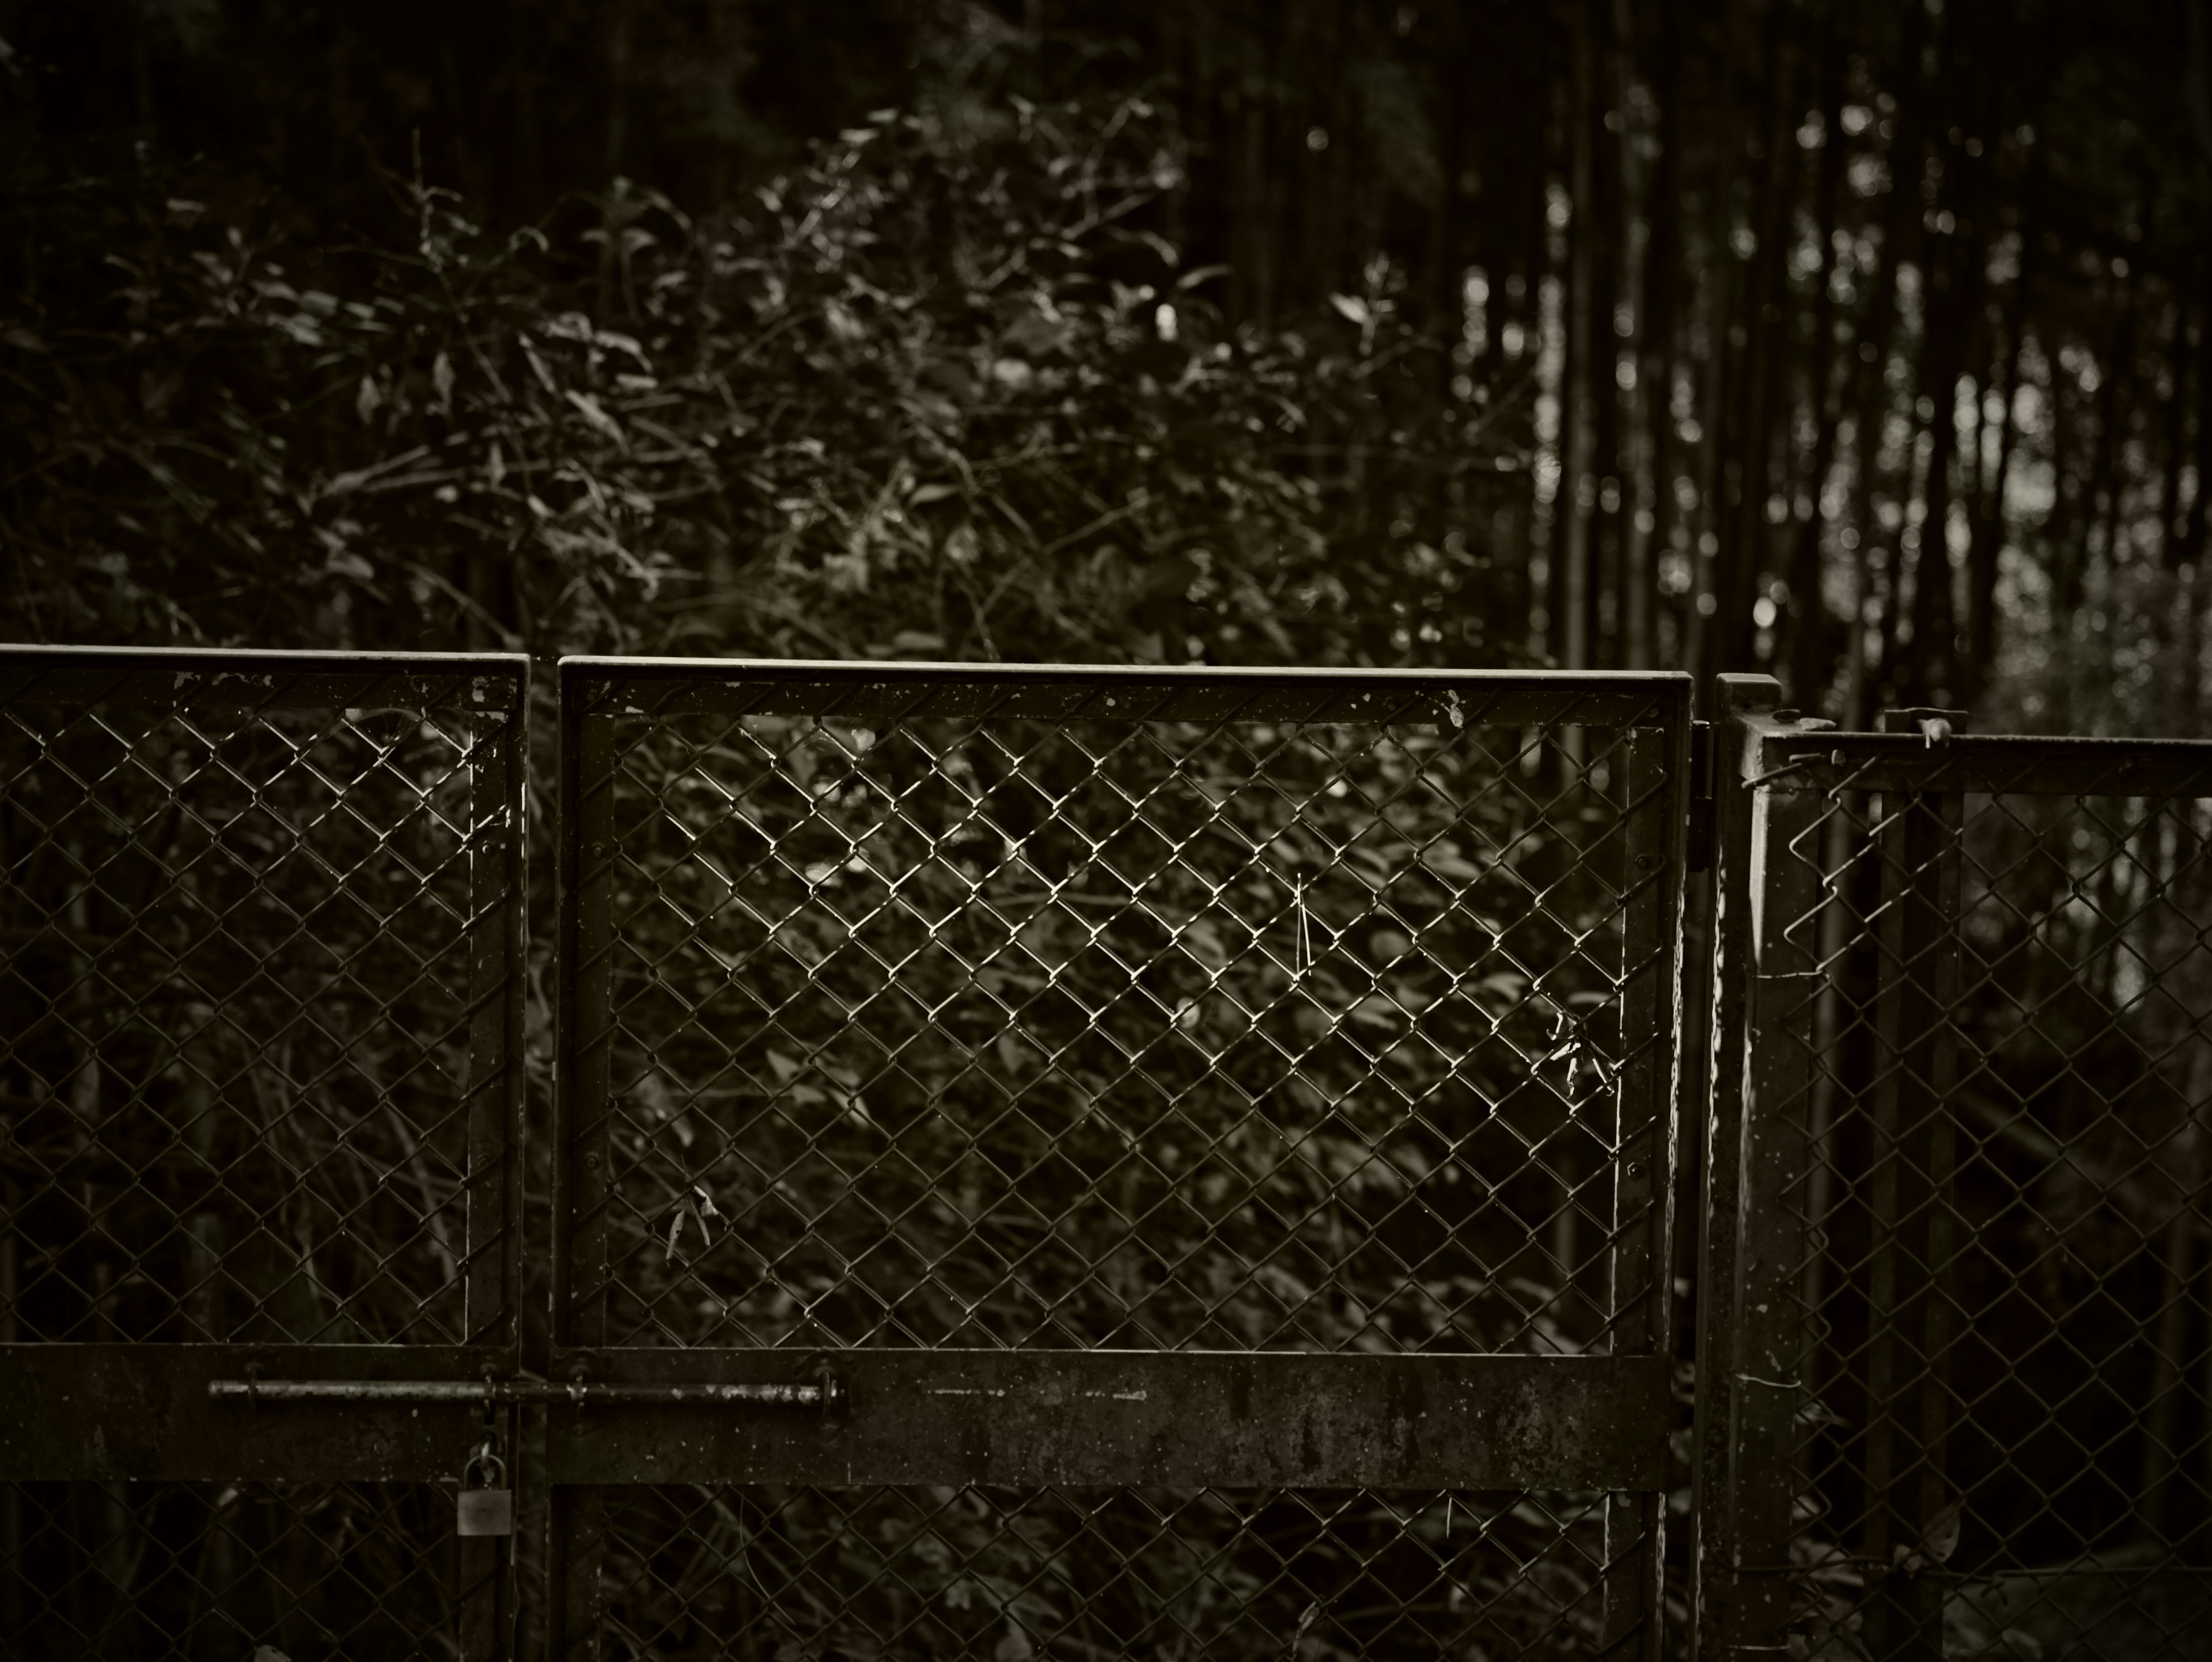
{"left": 1686, "top": 720, "right": 1714, "bottom": 872}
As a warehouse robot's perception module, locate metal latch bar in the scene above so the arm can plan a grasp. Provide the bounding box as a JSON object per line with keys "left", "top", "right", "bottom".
{"left": 210, "top": 1378, "right": 842, "bottom": 1410}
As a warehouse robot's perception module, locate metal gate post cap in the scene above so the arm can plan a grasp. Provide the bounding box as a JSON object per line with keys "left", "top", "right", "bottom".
{"left": 1711, "top": 672, "right": 1783, "bottom": 714}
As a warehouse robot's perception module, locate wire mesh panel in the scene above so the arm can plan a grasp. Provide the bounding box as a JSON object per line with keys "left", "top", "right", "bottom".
{"left": 0, "top": 648, "right": 526, "bottom": 1346}
{"left": 1, "top": 1479, "right": 499, "bottom": 1661}
{"left": 0, "top": 647, "right": 529, "bottom": 1657}
{"left": 587, "top": 1483, "right": 1615, "bottom": 1660}
{"left": 552, "top": 660, "right": 1692, "bottom": 1660}
{"left": 557, "top": 664, "right": 1685, "bottom": 1357}
{"left": 1699, "top": 679, "right": 2212, "bottom": 1661}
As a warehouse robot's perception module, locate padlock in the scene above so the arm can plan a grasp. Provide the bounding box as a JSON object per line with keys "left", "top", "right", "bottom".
{"left": 457, "top": 1451, "right": 514, "bottom": 1538}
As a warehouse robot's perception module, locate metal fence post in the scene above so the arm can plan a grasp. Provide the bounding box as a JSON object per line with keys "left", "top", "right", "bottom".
{"left": 1858, "top": 715, "right": 1963, "bottom": 1661}
{"left": 549, "top": 668, "right": 613, "bottom": 1661}
{"left": 463, "top": 691, "right": 527, "bottom": 1659}
{"left": 1692, "top": 673, "right": 1769, "bottom": 1658}
{"left": 1603, "top": 715, "right": 1691, "bottom": 1661}
{"left": 1692, "top": 675, "right": 1824, "bottom": 1658}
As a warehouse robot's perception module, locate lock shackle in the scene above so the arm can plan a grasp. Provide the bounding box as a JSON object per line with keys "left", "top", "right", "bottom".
{"left": 463, "top": 1450, "right": 507, "bottom": 1489}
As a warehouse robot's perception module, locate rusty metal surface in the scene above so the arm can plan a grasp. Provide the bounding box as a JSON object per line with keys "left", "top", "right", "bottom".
{"left": 1753, "top": 726, "right": 2212, "bottom": 798}
{"left": 0, "top": 1345, "right": 513, "bottom": 1480}
{"left": 540, "top": 1350, "right": 1669, "bottom": 1489}
{"left": 1, "top": 647, "right": 1707, "bottom": 1655}
{"left": 1700, "top": 685, "right": 2212, "bottom": 1661}
{"left": 0, "top": 646, "right": 529, "bottom": 1653}
{"left": 209, "top": 1376, "right": 837, "bottom": 1409}
{"left": 0, "top": 642, "right": 528, "bottom": 710}
{"left": 552, "top": 655, "right": 1694, "bottom": 1660}
{"left": 565, "top": 654, "right": 1685, "bottom": 727}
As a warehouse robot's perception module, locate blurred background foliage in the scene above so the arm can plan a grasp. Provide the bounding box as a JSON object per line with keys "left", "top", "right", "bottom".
{"left": 7, "top": 6, "right": 2210, "bottom": 1651}
{"left": 5, "top": 0, "right": 2210, "bottom": 737}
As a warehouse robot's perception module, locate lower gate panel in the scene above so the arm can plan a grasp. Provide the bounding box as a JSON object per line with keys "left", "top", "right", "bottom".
{"left": 0, "top": 1481, "right": 509, "bottom": 1661}
{"left": 577, "top": 1485, "right": 1628, "bottom": 1660}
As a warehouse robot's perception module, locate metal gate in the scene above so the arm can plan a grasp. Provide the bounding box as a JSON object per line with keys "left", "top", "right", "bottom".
{"left": 546, "top": 659, "right": 1692, "bottom": 1659}
{"left": 17, "top": 645, "right": 2212, "bottom": 1659}
{"left": 0, "top": 646, "right": 528, "bottom": 1658}
{"left": 0, "top": 646, "right": 1709, "bottom": 1656}
{"left": 1698, "top": 673, "right": 2212, "bottom": 1661}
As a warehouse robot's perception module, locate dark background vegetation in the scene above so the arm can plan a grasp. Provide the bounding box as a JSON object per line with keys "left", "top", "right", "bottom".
{"left": 5, "top": 0, "right": 2211, "bottom": 727}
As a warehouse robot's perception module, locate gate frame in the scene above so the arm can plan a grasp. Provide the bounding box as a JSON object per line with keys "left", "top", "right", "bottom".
{"left": 0, "top": 645, "right": 531, "bottom": 1652}
{"left": 1692, "top": 671, "right": 2212, "bottom": 1659}
{"left": 1691, "top": 673, "right": 1825, "bottom": 1657}
{"left": 546, "top": 655, "right": 1699, "bottom": 1661}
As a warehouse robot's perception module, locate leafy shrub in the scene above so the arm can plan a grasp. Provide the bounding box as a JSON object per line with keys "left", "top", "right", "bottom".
{"left": 1, "top": 97, "right": 1524, "bottom": 669}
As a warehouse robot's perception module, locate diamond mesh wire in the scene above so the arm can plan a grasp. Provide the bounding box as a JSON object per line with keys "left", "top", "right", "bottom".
{"left": 0, "top": 1479, "right": 498, "bottom": 1660}
{"left": 563, "top": 673, "right": 1681, "bottom": 1358}
{"left": 584, "top": 1482, "right": 1616, "bottom": 1660}
{"left": 1759, "top": 760, "right": 2212, "bottom": 1660}
{"left": 0, "top": 660, "right": 523, "bottom": 1345}
{"left": 556, "top": 666, "right": 1686, "bottom": 1660}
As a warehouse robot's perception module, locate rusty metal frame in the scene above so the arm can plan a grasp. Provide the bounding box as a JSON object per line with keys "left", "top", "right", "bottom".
{"left": 549, "top": 656, "right": 1696, "bottom": 1660}
{"left": 1693, "top": 674, "right": 1815, "bottom": 1657}
{"left": 0, "top": 646, "right": 529, "bottom": 1650}
{"left": 0, "top": 646, "right": 532, "bottom": 1460}
{"left": 1694, "top": 674, "right": 2212, "bottom": 1659}
{"left": 18, "top": 644, "right": 2212, "bottom": 1658}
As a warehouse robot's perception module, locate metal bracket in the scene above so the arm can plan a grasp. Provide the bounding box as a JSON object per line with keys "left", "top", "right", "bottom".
{"left": 1687, "top": 720, "right": 1715, "bottom": 870}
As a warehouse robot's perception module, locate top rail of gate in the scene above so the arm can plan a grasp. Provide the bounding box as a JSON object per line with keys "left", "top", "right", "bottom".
{"left": 1732, "top": 719, "right": 2212, "bottom": 799}
{"left": 562, "top": 656, "right": 1688, "bottom": 724}
{"left": 0, "top": 643, "right": 528, "bottom": 711}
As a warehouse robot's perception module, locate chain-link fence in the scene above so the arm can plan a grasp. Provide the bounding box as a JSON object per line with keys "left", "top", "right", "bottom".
{"left": 1, "top": 1480, "right": 496, "bottom": 1660}
{"left": 551, "top": 661, "right": 1691, "bottom": 1659}
{"left": 0, "top": 646, "right": 528, "bottom": 1660}
{"left": 589, "top": 1483, "right": 1615, "bottom": 1659}
{"left": 37, "top": 650, "right": 2212, "bottom": 1657}
{"left": 1699, "top": 679, "right": 2212, "bottom": 1661}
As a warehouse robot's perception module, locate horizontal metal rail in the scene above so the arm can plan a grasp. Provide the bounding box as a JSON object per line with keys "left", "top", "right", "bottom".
{"left": 562, "top": 653, "right": 1689, "bottom": 726}
{"left": 1749, "top": 724, "right": 2212, "bottom": 797}
{"left": 0, "top": 1345, "right": 518, "bottom": 1481}
{"left": 0, "top": 642, "right": 529, "bottom": 710}
{"left": 539, "top": 1350, "right": 1671, "bottom": 1489}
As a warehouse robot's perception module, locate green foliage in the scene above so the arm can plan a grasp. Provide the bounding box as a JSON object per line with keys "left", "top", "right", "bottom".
{"left": 0, "top": 96, "right": 1516, "bottom": 669}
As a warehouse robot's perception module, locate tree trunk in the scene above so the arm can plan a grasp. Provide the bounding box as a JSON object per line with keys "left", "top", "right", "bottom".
{"left": 2189, "top": 278, "right": 2212, "bottom": 571}
{"left": 2161, "top": 279, "right": 2190, "bottom": 570}
{"left": 1627, "top": 0, "right": 1683, "bottom": 671}
{"left": 1685, "top": 0, "right": 1760, "bottom": 690}
{"left": 1587, "top": 0, "right": 1625, "bottom": 668}
{"left": 1903, "top": 93, "right": 1987, "bottom": 709}
{"left": 1562, "top": 0, "right": 1597, "bottom": 672}
{"left": 1964, "top": 205, "right": 2032, "bottom": 695}
{"left": 1786, "top": 18, "right": 1849, "bottom": 710}
{"left": 1707, "top": 0, "right": 1797, "bottom": 683}
{"left": 2068, "top": 279, "right": 2134, "bottom": 621}
{"left": 1904, "top": 234, "right": 1968, "bottom": 707}
{"left": 597, "top": 0, "right": 635, "bottom": 325}
{"left": 1847, "top": 2, "right": 1927, "bottom": 726}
